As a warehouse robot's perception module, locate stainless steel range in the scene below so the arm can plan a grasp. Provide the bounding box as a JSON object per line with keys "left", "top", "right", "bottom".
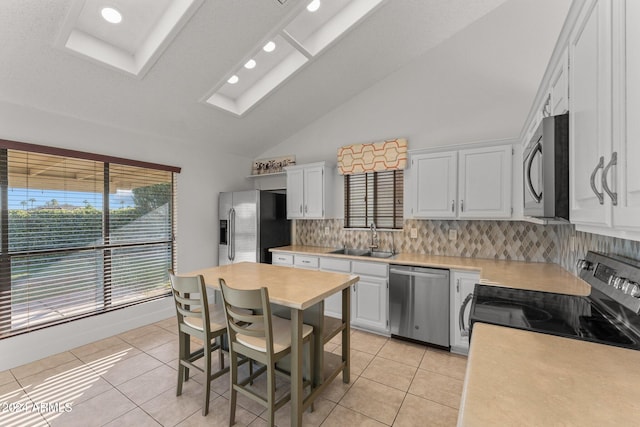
{"left": 469, "top": 251, "right": 640, "bottom": 350}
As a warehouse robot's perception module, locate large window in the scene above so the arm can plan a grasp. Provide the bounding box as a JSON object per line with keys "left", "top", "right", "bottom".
{"left": 344, "top": 170, "right": 403, "bottom": 229}
{"left": 0, "top": 140, "right": 179, "bottom": 338}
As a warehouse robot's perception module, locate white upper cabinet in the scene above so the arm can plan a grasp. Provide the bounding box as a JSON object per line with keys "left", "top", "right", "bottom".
{"left": 569, "top": 0, "right": 613, "bottom": 228}
{"left": 458, "top": 145, "right": 512, "bottom": 219}
{"left": 610, "top": 0, "right": 640, "bottom": 232}
{"left": 412, "top": 151, "right": 458, "bottom": 218}
{"left": 285, "top": 162, "right": 334, "bottom": 219}
{"left": 550, "top": 48, "right": 570, "bottom": 116}
{"left": 567, "top": 0, "right": 640, "bottom": 239}
{"left": 409, "top": 144, "right": 512, "bottom": 219}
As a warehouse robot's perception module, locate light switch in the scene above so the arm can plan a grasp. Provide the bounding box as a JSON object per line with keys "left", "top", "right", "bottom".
{"left": 410, "top": 228, "right": 418, "bottom": 239}
{"left": 449, "top": 229, "right": 457, "bottom": 241}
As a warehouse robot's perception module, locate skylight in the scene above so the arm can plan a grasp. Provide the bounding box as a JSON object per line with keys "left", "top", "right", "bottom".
{"left": 56, "top": 0, "right": 204, "bottom": 78}
{"left": 204, "top": 0, "right": 385, "bottom": 117}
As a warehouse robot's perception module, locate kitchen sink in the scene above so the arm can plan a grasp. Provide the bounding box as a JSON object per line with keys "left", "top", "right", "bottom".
{"left": 329, "top": 248, "right": 395, "bottom": 259}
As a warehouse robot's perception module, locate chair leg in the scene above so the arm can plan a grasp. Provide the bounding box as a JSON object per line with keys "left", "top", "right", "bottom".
{"left": 267, "top": 363, "right": 275, "bottom": 427}
{"left": 229, "top": 353, "right": 238, "bottom": 427}
{"left": 218, "top": 336, "right": 225, "bottom": 370}
{"left": 202, "top": 341, "right": 211, "bottom": 416}
{"left": 177, "top": 333, "right": 186, "bottom": 396}
{"left": 309, "top": 336, "right": 314, "bottom": 413}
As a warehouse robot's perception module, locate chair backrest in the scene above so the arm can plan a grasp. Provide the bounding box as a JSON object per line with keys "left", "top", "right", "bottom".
{"left": 169, "top": 271, "right": 211, "bottom": 339}
{"left": 219, "top": 278, "right": 274, "bottom": 359}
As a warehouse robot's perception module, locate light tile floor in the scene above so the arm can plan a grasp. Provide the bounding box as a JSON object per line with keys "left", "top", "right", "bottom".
{"left": 0, "top": 317, "right": 467, "bottom": 426}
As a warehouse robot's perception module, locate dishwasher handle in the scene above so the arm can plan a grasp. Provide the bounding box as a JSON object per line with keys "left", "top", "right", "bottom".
{"left": 459, "top": 293, "right": 474, "bottom": 337}
{"left": 389, "top": 268, "right": 448, "bottom": 280}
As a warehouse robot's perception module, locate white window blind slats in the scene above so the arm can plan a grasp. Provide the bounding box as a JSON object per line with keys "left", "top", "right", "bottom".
{"left": 344, "top": 170, "right": 403, "bottom": 229}
{"left": 0, "top": 148, "right": 175, "bottom": 338}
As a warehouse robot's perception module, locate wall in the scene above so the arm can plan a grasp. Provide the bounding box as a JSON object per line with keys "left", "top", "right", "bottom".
{"left": 0, "top": 101, "right": 252, "bottom": 370}
{"left": 257, "top": 0, "right": 571, "bottom": 165}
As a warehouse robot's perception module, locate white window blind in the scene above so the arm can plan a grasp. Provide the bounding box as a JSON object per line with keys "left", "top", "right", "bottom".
{"left": 0, "top": 144, "right": 178, "bottom": 338}
{"left": 344, "top": 170, "right": 403, "bottom": 229}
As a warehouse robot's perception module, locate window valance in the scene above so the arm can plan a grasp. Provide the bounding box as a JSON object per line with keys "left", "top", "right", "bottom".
{"left": 337, "top": 138, "right": 407, "bottom": 175}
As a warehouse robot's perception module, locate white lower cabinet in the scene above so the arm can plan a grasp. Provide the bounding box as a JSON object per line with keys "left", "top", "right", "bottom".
{"left": 319, "top": 257, "right": 351, "bottom": 319}
{"left": 272, "top": 252, "right": 293, "bottom": 266}
{"left": 351, "top": 261, "right": 389, "bottom": 334}
{"left": 450, "top": 270, "right": 480, "bottom": 355}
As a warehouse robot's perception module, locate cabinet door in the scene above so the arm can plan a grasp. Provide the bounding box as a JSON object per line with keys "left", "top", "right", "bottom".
{"left": 569, "top": 0, "right": 613, "bottom": 227}
{"left": 352, "top": 277, "right": 388, "bottom": 333}
{"left": 286, "top": 168, "right": 304, "bottom": 219}
{"left": 458, "top": 145, "right": 512, "bottom": 218}
{"left": 303, "top": 165, "right": 324, "bottom": 218}
{"left": 550, "top": 48, "right": 569, "bottom": 115}
{"left": 320, "top": 257, "right": 351, "bottom": 319}
{"left": 411, "top": 152, "right": 457, "bottom": 218}
{"left": 612, "top": 0, "right": 640, "bottom": 230}
{"left": 450, "top": 270, "right": 479, "bottom": 355}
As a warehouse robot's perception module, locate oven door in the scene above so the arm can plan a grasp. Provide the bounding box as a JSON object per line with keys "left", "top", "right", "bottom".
{"left": 523, "top": 133, "right": 544, "bottom": 216}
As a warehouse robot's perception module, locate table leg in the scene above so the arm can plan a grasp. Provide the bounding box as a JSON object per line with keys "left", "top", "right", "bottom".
{"left": 290, "top": 308, "right": 303, "bottom": 427}
{"left": 342, "top": 286, "right": 351, "bottom": 383}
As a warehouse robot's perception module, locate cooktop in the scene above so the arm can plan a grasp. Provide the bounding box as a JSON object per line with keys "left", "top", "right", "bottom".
{"left": 469, "top": 252, "right": 640, "bottom": 350}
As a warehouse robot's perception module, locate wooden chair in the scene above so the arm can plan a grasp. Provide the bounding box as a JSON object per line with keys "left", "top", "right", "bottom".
{"left": 219, "top": 278, "right": 314, "bottom": 427}
{"left": 169, "top": 271, "right": 229, "bottom": 416}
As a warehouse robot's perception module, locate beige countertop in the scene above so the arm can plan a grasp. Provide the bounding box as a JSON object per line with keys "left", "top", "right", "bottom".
{"left": 187, "top": 261, "right": 359, "bottom": 310}
{"left": 458, "top": 323, "right": 640, "bottom": 426}
{"left": 271, "top": 245, "right": 590, "bottom": 296}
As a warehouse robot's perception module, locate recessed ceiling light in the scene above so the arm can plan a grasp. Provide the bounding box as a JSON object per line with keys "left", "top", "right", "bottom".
{"left": 101, "top": 7, "right": 122, "bottom": 24}
{"left": 227, "top": 75, "right": 239, "bottom": 84}
{"left": 306, "top": 0, "right": 320, "bottom": 12}
{"left": 263, "top": 41, "right": 276, "bottom": 53}
{"left": 244, "top": 59, "right": 256, "bottom": 69}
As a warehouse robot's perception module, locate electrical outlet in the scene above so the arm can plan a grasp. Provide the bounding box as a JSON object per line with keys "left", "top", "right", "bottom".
{"left": 324, "top": 226, "right": 330, "bottom": 235}
{"left": 449, "top": 229, "right": 457, "bottom": 241}
{"left": 410, "top": 228, "right": 418, "bottom": 239}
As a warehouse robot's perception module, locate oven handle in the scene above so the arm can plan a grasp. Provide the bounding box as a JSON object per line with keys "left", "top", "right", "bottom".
{"left": 459, "top": 292, "right": 474, "bottom": 337}
{"left": 525, "top": 142, "right": 543, "bottom": 203}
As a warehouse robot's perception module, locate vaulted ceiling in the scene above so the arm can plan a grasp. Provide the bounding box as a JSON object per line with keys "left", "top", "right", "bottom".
{"left": 0, "top": 0, "right": 565, "bottom": 158}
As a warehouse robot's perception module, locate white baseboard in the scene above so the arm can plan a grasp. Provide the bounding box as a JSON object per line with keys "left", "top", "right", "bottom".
{"left": 0, "top": 297, "right": 174, "bottom": 371}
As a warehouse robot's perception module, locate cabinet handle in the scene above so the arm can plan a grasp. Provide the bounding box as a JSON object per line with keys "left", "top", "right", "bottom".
{"left": 456, "top": 279, "right": 460, "bottom": 292}
{"left": 304, "top": 205, "right": 308, "bottom": 213}
{"left": 451, "top": 200, "right": 455, "bottom": 212}
{"left": 589, "top": 156, "right": 605, "bottom": 205}
{"left": 460, "top": 200, "right": 464, "bottom": 212}
{"left": 299, "top": 204, "right": 302, "bottom": 213}
{"left": 602, "top": 152, "right": 618, "bottom": 206}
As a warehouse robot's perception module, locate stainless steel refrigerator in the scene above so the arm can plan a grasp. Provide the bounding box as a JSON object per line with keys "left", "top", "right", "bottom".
{"left": 218, "top": 190, "right": 290, "bottom": 265}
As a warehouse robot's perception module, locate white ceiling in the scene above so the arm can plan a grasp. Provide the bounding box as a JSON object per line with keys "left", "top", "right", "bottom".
{"left": 0, "top": 0, "right": 565, "bottom": 158}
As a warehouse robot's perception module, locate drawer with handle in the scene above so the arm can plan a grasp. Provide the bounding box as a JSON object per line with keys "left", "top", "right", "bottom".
{"left": 294, "top": 255, "right": 319, "bottom": 269}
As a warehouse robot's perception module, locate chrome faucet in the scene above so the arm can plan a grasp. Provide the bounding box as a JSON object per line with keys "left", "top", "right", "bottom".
{"left": 369, "top": 222, "right": 378, "bottom": 250}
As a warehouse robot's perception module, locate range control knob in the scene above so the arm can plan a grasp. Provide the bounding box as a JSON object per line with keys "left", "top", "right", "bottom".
{"left": 625, "top": 282, "right": 640, "bottom": 298}
{"left": 576, "top": 259, "right": 593, "bottom": 271}
{"left": 608, "top": 275, "right": 624, "bottom": 290}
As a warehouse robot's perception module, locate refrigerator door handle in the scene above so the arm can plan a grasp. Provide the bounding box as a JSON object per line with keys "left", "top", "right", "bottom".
{"left": 229, "top": 208, "right": 236, "bottom": 261}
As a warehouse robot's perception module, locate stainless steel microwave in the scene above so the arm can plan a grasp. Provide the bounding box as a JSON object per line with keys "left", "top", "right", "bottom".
{"left": 523, "top": 113, "right": 569, "bottom": 220}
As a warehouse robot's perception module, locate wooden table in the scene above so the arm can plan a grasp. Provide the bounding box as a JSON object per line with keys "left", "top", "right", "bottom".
{"left": 187, "top": 262, "right": 359, "bottom": 427}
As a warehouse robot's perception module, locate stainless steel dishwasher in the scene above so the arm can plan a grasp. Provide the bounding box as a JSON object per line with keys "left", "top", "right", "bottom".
{"left": 389, "top": 265, "right": 450, "bottom": 348}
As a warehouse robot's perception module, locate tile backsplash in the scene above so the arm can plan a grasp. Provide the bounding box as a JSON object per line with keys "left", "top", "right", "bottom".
{"left": 293, "top": 219, "right": 640, "bottom": 273}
